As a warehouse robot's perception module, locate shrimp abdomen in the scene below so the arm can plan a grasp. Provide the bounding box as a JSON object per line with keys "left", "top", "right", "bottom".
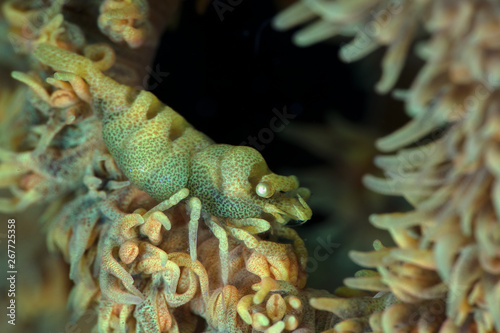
{"left": 102, "top": 90, "right": 213, "bottom": 201}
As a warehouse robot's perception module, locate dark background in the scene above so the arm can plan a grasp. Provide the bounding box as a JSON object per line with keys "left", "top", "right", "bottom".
{"left": 152, "top": 1, "right": 369, "bottom": 150}
{"left": 149, "top": 0, "right": 414, "bottom": 289}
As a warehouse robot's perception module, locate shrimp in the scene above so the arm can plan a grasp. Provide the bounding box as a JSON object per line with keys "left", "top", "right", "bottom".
{"left": 31, "top": 43, "right": 312, "bottom": 283}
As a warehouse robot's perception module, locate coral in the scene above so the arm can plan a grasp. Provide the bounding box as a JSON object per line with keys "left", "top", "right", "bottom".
{"left": 43, "top": 147, "right": 327, "bottom": 332}
{"left": 3, "top": 0, "right": 86, "bottom": 54}
{"left": 10, "top": 0, "right": 500, "bottom": 332}
{"left": 275, "top": 0, "right": 500, "bottom": 332}
{"left": 98, "top": 0, "right": 152, "bottom": 48}
{"left": 0, "top": 1, "right": 333, "bottom": 332}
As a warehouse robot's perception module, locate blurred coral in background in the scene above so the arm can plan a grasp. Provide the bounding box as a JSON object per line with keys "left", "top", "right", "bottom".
{"left": 275, "top": 0, "right": 500, "bottom": 331}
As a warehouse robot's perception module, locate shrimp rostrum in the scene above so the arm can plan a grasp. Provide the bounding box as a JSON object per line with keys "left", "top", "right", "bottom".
{"left": 31, "top": 43, "right": 312, "bottom": 279}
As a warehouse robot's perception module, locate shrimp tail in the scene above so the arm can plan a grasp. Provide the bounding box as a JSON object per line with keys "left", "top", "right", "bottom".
{"left": 33, "top": 43, "right": 93, "bottom": 78}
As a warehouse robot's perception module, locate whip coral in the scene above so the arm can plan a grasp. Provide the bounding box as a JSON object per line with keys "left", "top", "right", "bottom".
{"left": 6, "top": 0, "right": 500, "bottom": 332}
{"left": 275, "top": 0, "right": 500, "bottom": 332}
{"left": 0, "top": 0, "right": 334, "bottom": 332}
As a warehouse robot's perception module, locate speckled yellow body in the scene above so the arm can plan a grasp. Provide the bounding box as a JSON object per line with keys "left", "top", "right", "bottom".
{"left": 33, "top": 43, "right": 312, "bottom": 222}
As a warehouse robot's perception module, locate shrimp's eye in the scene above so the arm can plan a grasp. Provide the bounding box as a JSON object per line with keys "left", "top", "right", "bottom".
{"left": 256, "top": 182, "right": 274, "bottom": 198}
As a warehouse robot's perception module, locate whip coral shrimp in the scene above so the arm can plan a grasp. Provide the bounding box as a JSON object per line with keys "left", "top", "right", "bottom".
{"left": 32, "top": 43, "right": 312, "bottom": 279}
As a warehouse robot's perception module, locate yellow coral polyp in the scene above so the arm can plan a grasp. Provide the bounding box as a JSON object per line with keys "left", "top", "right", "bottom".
{"left": 98, "top": 0, "right": 151, "bottom": 48}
